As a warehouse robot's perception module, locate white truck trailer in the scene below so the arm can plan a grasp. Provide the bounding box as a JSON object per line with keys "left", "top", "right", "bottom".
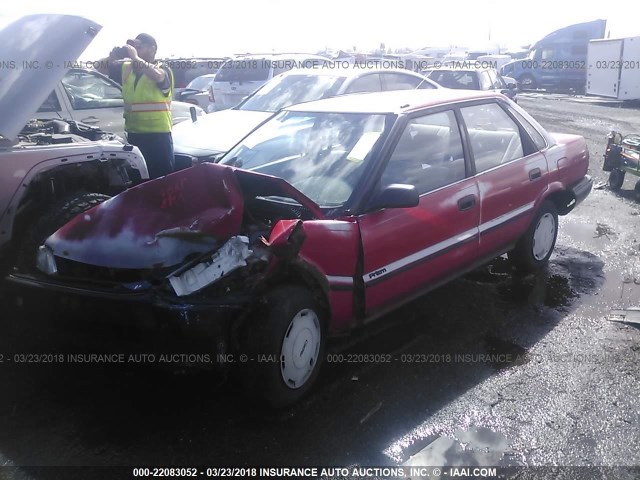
{"left": 587, "top": 37, "right": 640, "bottom": 100}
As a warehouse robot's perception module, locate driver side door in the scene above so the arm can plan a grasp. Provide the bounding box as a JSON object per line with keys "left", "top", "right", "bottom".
{"left": 357, "top": 109, "right": 480, "bottom": 316}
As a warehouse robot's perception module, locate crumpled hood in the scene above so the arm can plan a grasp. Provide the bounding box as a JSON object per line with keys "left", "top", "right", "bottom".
{"left": 46, "top": 163, "right": 324, "bottom": 269}
{"left": 0, "top": 14, "right": 101, "bottom": 140}
{"left": 172, "top": 109, "right": 273, "bottom": 157}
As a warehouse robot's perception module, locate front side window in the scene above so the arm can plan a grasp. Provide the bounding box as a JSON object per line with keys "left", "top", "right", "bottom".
{"left": 461, "top": 103, "right": 524, "bottom": 173}
{"left": 381, "top": 110, "right": 465, "bottom": 195}
{"left": 61, "top": 71, "right": 123, "bottom": 110}
{"left": 220, "top": 111, "right": 390, "bottom": 207}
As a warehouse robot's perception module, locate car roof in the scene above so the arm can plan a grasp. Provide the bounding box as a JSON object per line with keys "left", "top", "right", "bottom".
{"left": 230, "top": 53, "right": 328, "bottom": 60}
{"left": 429, "top": 66, "right": 496, "bottom": 73}
{"left": 286, "top": 89, "right": 501, "bottom": 114}
{"left": 281, "top": 66, "right": 429, "bottom": 78}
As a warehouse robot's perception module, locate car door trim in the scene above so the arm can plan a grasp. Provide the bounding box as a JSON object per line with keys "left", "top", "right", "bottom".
{"left": 363, "top": 226, "right": 479, "bottom": 286}
{"left": 478, "top": 201, "right": 535, "bottom": 235}
{"left": 362, "top": 200, "right": 535, "bottom": 286}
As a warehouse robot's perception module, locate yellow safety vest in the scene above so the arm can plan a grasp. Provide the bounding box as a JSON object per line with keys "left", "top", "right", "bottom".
{"left": 122, "top": 61, "right": 173, "bottom": 133}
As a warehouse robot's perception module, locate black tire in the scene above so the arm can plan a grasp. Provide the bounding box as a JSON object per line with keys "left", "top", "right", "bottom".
{"left": 16, "top": 192, "right": 111, "bottom": 272}
{"left": 242, "top": 285, "right": 326, "bottom": 408}
{"left": 635, "top": 180, "right": 640, "bottom": 200}
{"left": 609, "top": 169, "right": 625, "bottom": 191}
{"left": 519, "top": 74, "right": 537, "bottom": 90}
{"left": 508, "top": 201, "right": 558, "bottom": 273}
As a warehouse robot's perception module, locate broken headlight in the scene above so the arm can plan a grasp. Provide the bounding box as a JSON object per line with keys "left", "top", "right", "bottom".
{"left": 36, "top": 245, "right": 58, "bottom": 275}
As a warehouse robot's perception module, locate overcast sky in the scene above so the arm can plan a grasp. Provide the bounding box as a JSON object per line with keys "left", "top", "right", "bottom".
{"left": 1, "top": 0, "right": 638, "bottom": 59}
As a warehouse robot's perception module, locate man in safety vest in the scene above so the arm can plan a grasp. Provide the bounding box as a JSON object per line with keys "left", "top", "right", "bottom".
{"left": 96, "top": 33, "right": 174, "bottom": 179}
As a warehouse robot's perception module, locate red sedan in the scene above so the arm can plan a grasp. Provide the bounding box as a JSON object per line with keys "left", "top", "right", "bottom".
{"left": 12, "top": 89, "right": 592, "bottom": 406}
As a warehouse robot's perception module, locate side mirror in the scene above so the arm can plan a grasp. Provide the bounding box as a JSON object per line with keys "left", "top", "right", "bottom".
{"left": 503, "top": 76, "right": 517, "bottom": 89}
{"left": 366, "top": 184, "right": 419, "bottom": 212}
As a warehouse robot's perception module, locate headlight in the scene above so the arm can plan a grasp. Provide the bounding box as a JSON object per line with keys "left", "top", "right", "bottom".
{"left": 36, "top": 245, "right": 58, "bottom": 275}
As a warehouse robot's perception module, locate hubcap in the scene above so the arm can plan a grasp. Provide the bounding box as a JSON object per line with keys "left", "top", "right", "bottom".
{"left": 532, "top": 213, "right": 556, "bottom": 260}
{"left": 280, "top": 309, "right": 321, "bottom": 389}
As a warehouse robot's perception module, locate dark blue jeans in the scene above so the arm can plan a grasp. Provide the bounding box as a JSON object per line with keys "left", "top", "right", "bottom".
{"left": 127, "top": 132, "right": 175, "bottom": 180}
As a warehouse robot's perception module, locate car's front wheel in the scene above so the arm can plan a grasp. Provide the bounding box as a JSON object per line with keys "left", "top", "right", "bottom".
{"left": 244, "top": 285, "right": 326, "bottom": 408}
{"left": 508, "top": 201, "right": 558, "bottom": 272}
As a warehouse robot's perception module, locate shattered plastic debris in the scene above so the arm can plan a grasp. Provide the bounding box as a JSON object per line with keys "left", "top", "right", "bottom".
{"left": 169, "top": 236, "right": 252, "bottom": 297}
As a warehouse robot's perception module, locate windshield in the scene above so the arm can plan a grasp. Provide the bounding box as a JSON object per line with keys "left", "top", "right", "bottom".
{"left": 186, "top": 76, "right": 214, "bottom": 90}
{"left": 215, "top": 59, "right": 271, "bottom": 82}
{"left": 220, "top": 111, "right": 390, "bottom": 207}
{"left": 239, "top": 74, "right": 346, "bottom": 113}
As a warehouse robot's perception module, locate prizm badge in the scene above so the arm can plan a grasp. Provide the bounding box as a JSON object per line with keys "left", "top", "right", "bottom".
{"left": 369, "top": 267, "right": 387, "bottom": 279}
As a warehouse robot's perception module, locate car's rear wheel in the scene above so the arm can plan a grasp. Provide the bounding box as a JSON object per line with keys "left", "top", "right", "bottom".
{"left": 508, "top": 201, "right": 558, "bottom": 272}
{"left": 16, "top": 192, "right": 111, "bottom": 272}
{"left": 243, "top": 285, "right": 326, "bottom": 408}
{"left": 609, "top": 169, "right": 626, "bottom": 191}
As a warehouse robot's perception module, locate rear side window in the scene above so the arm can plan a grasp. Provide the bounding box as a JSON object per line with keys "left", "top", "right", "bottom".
{"left": 461, "top": 103, "right": 524, "bottom": 173}
{"left": 382, "top": 73, "right": 424, "bottom": 91}
{"left": 428, "top": 70, "right": 480, "bottom": 90}
{"left": 216, "top": 59, "right": 271, "bottom": 82}
{"left": 507, "top": 106, "right": 547, "bottom": 151}
{"left": 345, "top": 74, "right": 383, "bottom": 94}
{"left": 381, "top": 110, "right": 465, "bottom": 194}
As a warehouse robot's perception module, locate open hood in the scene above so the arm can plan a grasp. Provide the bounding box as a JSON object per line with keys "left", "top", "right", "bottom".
{"left": 0, "top": 14, "right": 101, "bottom": 140}
{"left": 172, "top": 109, "right": 273, "bottom": 157}
{"left": 46, "top": 163, "right": 324, "bottom": 269}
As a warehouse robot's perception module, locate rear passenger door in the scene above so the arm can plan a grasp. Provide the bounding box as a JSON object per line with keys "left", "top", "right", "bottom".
{"left": 460, "top": 101, "right": 549, "bottom": 258}
{"left": 358, "top": 109, "right": 480, "bottom": 315}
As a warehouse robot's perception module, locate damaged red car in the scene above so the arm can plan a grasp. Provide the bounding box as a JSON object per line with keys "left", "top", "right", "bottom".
{"left": 10, "top": 89, "right": 592, "bottom": 406}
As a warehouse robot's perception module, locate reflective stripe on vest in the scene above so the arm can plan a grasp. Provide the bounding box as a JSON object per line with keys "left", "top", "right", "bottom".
{"left": 124, "top": 102, "right": 170, "bottom": 112}
{"left": 122, "top": 61, "right": 173, "bottom": 133}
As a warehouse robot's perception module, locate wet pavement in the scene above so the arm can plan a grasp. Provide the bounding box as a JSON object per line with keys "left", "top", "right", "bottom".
{"left": 1, "top": 94, "right": 639, "bottom": 477}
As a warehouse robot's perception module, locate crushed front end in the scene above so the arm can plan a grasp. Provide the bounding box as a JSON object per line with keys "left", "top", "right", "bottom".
{"left": 7, "top": 163, "right": 324, "bottom": 364}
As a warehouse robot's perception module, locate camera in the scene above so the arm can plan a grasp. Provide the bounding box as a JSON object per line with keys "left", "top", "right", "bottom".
{"left": 113, "top": 46, "right": 130, "bottom": 60}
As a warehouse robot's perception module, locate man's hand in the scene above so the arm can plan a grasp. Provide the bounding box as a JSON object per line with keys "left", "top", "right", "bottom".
{"left": 123, "top": 44, "right": 140, "bottom": 61}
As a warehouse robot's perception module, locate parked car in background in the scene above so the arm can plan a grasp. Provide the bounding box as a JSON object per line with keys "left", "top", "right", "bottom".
{"left": 37, "top": 68, "right": 205, "bottom": 138}
{"left": 425, "top": 66, "right": 519, "bottom": 102}
{"left": 15, "top": 89, "right": 592, "bottom": 406}
{"left": 212, "top": 53, "right": 330, "bottom": 110}
{"left": 177, "top": 74, "right": 216, "bottom": 111}
{"left": 173, "top": 67, "right": 439, "bottom": 162}
{"left": 166, "top": 57, "right": 227, "bottom": 99}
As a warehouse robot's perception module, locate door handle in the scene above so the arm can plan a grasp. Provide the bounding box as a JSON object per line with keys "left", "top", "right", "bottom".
{"left": 529, "top": 168, "right": 542, "bottom": 181}
{"left": 458, "top": 194, "right": 476, "bottom": 211}
{"left": 80, "top": 116, "right": 99, "bottom": 124}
